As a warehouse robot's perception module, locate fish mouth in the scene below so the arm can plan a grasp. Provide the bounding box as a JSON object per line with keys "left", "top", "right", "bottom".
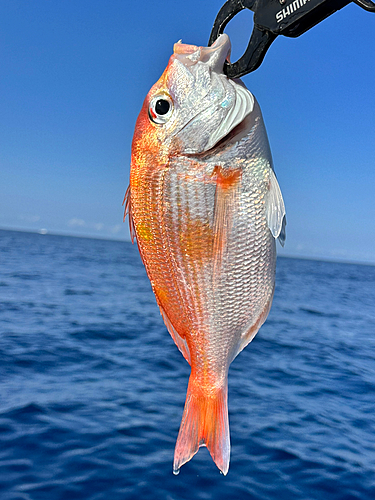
{"left": 173, "top": 34, "right": 231, "bottom": 72}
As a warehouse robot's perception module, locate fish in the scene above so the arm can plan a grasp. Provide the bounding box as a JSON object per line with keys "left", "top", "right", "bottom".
{"left": 124, "top": 33, "right": 286, "bottom": 475}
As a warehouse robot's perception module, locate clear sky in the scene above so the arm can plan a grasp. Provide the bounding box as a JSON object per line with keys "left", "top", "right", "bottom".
{"left": 1, "top": 0, "right": 374, "bottom": 263}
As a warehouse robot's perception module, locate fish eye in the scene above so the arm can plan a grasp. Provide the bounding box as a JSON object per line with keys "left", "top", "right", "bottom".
{"left": 148, "top": 95, "right": 173, "bottom": 125}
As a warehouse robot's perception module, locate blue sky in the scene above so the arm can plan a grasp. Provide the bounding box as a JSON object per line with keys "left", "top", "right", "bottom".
{"left": 1, "top": 0, "right": 374, "bottom": 263}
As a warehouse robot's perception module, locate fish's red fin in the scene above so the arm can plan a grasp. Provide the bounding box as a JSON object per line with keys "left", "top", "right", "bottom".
{"left": 158, "top": 303, "right": 191, "bottom": 365}
{"left": 123, "top": 185, "right": 136, "bottom": 244}
{"left": 212, "top": 166, "right": 241, "bottom": 277}
{"left": 173, "top": 377, "right": 230, "bottom": 475}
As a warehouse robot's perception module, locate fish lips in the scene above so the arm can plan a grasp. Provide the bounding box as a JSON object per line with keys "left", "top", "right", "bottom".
{"left": 173, "top": 33, "right": 231, "bottom": 74}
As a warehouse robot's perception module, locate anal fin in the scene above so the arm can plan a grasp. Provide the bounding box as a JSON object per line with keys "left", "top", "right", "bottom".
{"left": 158, "top": 302, "right": 191, "bottom": 365}
{"left": 233, "top": 286, "right": 274, "bottom": 361}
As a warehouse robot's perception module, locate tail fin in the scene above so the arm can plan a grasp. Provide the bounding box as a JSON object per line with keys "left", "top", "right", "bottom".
{"left": 173, "top": 377, "right": 230, "bottom": 475}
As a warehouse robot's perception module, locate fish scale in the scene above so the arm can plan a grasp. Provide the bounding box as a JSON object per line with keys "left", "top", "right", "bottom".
{"left": 126, "top": 34, "right": 285, "bottom": 475}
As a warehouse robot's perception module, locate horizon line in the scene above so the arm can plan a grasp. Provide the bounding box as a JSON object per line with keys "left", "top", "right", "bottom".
{"left": 1, "top": 226, "right": 374, "bottom": 268}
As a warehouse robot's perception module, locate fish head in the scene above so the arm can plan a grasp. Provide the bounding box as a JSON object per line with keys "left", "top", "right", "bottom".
{"left": 132, "top": 34, "right": 255, "bottom": 161}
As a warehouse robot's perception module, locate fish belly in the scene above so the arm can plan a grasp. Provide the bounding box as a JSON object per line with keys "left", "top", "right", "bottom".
{"left": 131, "top": 154, "right": 276, "bottom": 374}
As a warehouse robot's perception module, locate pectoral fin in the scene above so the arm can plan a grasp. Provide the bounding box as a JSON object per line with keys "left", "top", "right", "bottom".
{"left": 265, "top": 169, "right": 286, "bottom": 246}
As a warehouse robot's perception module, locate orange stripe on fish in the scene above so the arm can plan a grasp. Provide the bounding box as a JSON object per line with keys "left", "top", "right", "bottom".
{"left": 212, "top": 166, "right": 242, "bottom": 278}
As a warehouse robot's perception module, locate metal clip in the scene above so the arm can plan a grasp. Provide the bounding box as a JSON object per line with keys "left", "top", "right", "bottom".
{"left": 209, "top": 0, "right": 375, "bottom": 79}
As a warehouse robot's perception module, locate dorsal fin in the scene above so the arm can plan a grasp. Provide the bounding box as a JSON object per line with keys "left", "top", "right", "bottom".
{"left": 123, "top": 185, "right": 136, "bottom": 244}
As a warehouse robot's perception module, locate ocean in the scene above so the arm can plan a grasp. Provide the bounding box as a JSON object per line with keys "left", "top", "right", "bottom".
{"left": 0, "top": 228, "right": 374, "bottom": 500}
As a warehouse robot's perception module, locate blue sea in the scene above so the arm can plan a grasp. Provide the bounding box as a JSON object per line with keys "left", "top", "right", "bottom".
{"left": 0, "top": 228, "right": 374, "bottom": 500}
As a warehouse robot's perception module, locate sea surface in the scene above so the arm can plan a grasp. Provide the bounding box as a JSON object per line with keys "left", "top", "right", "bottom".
{"left": 0, "top": 229, "right": 374, "bottom": 500}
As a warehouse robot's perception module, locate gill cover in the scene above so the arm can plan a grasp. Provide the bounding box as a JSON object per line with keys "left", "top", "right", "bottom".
{"left": 163, "top": 34, "right": 254, "bottom": 154}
